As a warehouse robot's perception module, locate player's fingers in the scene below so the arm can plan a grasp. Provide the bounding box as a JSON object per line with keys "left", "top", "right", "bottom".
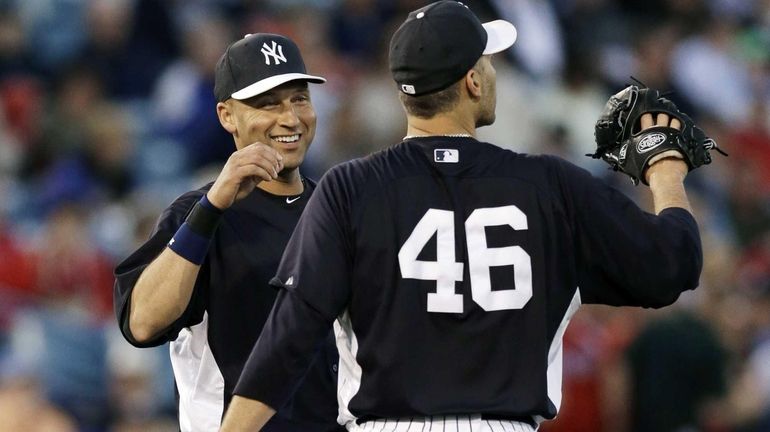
{"left": 640, "top": 113, "right": 654, "bottom": 130}
{"left": 239, "top": 146, "right": 282, "bottom": 175}
{"left": 243, "top": 144, "right": 280, "bottom": 162}
{"left": 656, "top": 113, "right": 669, "bottom": 127}
{"left": 670, "top": 117, "right": 682, "bottom": 130}
{"left": 245, "top": 159, "right": 280, "bottom": 179}
{"left": 256, "top": 157, "right": 281, "bottom": 177}
{"left": 244, "top": 142, "right": 283, "bottom": 162}
{"left": 237, "top": 164, "right": 274, "bottom": 182}
{"left": 226, "top": 158, "right": 278, "bottom": 181}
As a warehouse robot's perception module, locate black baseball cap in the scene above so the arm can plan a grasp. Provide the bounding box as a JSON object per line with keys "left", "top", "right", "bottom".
{"left": 214, "top": 33, "right": 326, "bottom": 102}
{"left": 389, "top": 1, "right": 517, "bottom": 96}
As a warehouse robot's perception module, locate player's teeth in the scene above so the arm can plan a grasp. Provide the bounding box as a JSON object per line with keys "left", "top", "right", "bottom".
{"left": 273, "top": 134, "right": 299, "bottom": 143}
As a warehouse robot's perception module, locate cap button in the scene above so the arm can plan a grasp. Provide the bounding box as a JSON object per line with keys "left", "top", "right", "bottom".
{"left": 416, "top": 12, "right": 425, "bottom": 18}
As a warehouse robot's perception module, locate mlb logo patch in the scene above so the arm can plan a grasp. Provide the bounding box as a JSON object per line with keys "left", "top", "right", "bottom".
{"left": 434, "top": 149, "right": 459, "bottom": 163}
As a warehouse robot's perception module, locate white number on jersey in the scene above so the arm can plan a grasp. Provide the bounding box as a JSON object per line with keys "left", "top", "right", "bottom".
{"left": 398, "top": 209, "right": 464, "bottom": 312}
{"left": 398, "top": 206, "right": 533, "bottom": 313}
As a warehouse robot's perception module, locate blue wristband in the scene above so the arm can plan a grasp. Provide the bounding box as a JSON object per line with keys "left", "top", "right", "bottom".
{"left": 168, "top": 195, "right": 223, "bottom": 265}
{"left": 168, "top": 223, "right": 211, "bottom": 265}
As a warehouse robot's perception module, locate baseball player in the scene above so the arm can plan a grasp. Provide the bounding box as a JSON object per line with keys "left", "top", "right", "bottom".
{"left": 113, "top": 33, "right": 343, "bottom": 432}
{"left": 221, "top": 1, "right": 719, "bottom": 431}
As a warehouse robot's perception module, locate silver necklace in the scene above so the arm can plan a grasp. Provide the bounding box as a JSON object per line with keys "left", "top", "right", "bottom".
{"left": 403, "top": 133, "right": 473, "bottom": 140}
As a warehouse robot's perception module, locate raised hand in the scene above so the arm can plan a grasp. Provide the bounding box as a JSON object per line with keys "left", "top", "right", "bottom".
{"left": 207, "top": 142, "right": 284, "bottom": 210}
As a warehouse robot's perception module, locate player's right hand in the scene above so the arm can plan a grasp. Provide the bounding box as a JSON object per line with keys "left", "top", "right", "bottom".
{"left": 640, "top": 112, "right": 688, "bottom": 184}
{"left": 207, "top": 143, "right": 284, "bottom": 210}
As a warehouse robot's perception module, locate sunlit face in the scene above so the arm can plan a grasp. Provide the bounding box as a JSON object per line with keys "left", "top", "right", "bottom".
{"left": 225, "top": 81, "right": 316, "bottom": 171}
{"left": 476, "top": 55, "right": 497, "bottom": 128}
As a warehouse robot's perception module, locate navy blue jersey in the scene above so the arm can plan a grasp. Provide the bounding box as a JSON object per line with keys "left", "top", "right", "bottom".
{"left": 114, "top": 181, "right": 344, "bottom": 432}
{"left": 236, "top": 136, "right": 702, "bottom": 427}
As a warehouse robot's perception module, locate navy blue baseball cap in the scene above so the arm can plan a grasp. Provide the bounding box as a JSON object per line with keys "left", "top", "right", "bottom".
{"left": 389, "top": 1, "right": 517, "bottom": 96}
{"left": 214, "top": 33, "right": 326, "bottom": 102}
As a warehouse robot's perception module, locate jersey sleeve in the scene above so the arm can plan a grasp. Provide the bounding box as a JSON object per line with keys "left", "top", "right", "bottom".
{"left": 269, "top": 166, "right": 353, "bottom": 321}
{"left": 234, "top": 289, "right": 334, "bottom": 412}
{"left": 235, "top": 167, "right": 353, "bottom": 409}
{"left": 113, "top": 189, "right": 209, "bottom": 348}
{"left": 550, "top": 157, "right": 702, "bottom": 307}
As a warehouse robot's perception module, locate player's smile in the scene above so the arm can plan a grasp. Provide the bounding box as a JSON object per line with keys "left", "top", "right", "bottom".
{"left": 270, "top": 133, "right": 302, "bottom": 149}
{"left": 272, "top": 133, "right": 300, "bottom": 143}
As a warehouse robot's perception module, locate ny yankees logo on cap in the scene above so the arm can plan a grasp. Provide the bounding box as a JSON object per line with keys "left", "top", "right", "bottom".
{"left": 261, "top": 41, "right": 287, "bottom": 65}
{"left": 213, "top": 33, "right": 326, "bottom": 102}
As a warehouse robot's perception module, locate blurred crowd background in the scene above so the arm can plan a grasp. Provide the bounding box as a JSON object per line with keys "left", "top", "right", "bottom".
{"left": 1, "top": 0, "right": 770, "bottom": 431}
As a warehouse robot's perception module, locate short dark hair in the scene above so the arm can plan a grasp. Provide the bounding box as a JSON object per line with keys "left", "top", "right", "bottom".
{"left": 399, "top": 81, "right": 461, "bottom": 119}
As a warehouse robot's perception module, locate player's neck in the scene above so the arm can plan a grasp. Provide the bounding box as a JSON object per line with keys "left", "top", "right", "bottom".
{"left": 257, "top": 168, "right": 304, "bottom": 196}
{"left": 405, "top": 112, "right": 476, "bottom": 139}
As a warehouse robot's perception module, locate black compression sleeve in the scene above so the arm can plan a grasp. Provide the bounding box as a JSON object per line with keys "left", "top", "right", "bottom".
{"left": 186, "top": 194, "right": 223, "bottom": 237}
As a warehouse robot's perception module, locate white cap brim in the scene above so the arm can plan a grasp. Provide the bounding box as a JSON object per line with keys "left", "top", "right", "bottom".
{"left": 482, "top": 20, "right": 517, "bottom": 55}
{"left": 231, "top": 72, "right": 326, "bottom": 100}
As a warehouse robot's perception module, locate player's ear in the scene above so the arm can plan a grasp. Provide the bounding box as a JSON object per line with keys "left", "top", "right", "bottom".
{"left": 217, "top": 101, "right": 238, "bottom": 135}
{"left": 464, "top": 68, "right": 482, "bottom": 100}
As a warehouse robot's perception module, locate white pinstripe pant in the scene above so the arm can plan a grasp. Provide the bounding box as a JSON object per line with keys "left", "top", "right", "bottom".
{"left": 346, "top": 415, "right": 537, "bottom": 432}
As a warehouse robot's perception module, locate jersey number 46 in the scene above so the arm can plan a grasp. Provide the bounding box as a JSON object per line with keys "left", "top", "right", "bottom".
{"left": 398, "top": 206, "right": 533, "bottom": 314}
